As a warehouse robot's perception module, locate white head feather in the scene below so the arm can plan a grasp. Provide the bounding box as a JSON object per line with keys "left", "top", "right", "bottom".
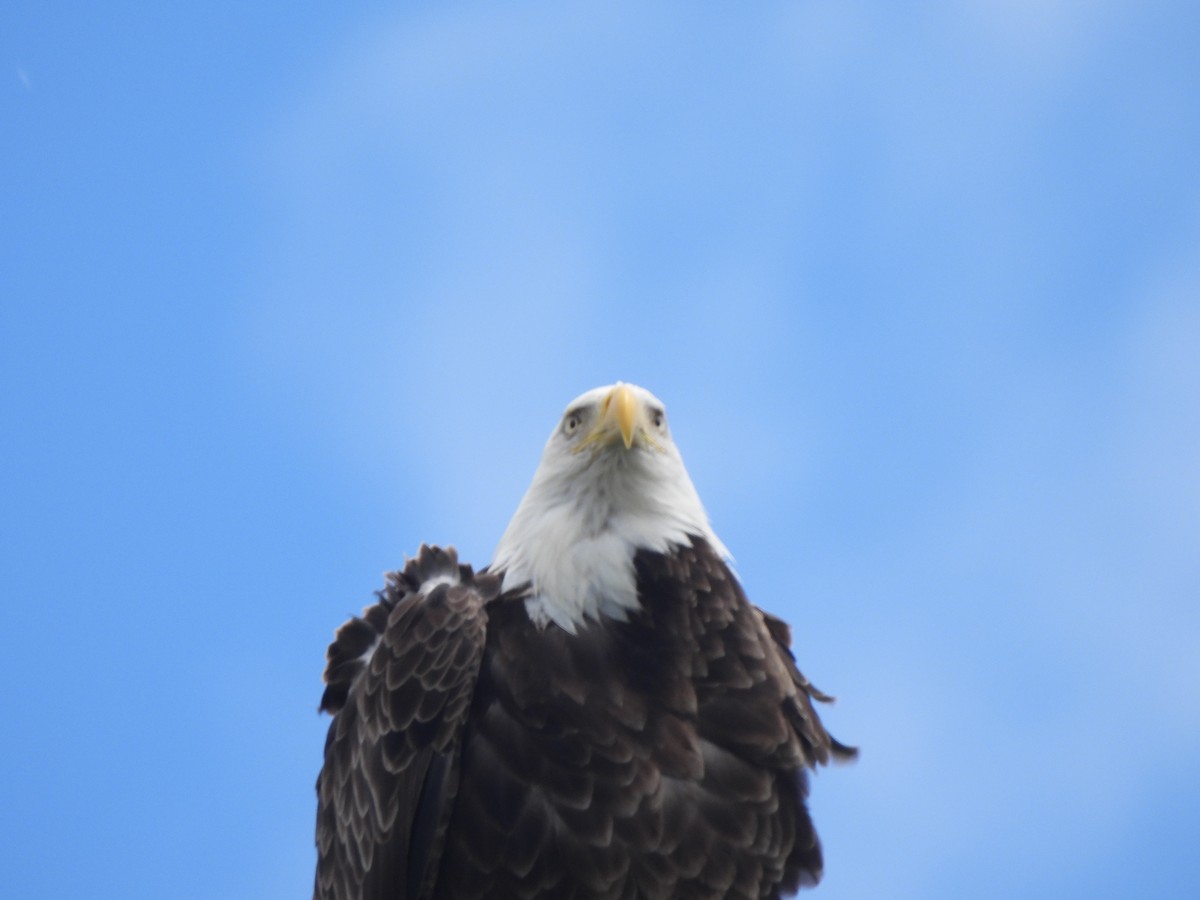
{"left": 492, "top": 383, "right": 730, "bottom": 633}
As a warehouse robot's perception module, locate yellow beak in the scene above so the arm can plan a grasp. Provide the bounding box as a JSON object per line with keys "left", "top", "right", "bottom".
{"left": 575, "top": 383, "right": 642, "bottom": 454}
{"left": 609, "top": 383, "right": 637, "bottom": 449}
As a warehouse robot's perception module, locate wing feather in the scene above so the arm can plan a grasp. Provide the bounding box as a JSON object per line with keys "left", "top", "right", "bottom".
{"left": 757, "top": 607, "right": 859, "bottom": 765}
{"left": 314, "top": 546, "right": 498, "bottom": 900}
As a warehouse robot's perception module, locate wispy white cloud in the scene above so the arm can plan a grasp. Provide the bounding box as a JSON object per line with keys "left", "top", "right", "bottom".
{"left": 954, "top": 0, "right": 1131, "bottom": 77}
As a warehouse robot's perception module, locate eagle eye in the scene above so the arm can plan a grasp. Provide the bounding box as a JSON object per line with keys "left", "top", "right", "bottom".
{"left": 650, "top": 409, "right": 666, "bottom": 430}
{"left": 563, "top": 410, "right": 585, "bottom": 436}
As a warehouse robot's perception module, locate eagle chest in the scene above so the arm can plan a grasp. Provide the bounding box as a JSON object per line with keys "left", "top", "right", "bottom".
{"left": 436, "top": 550, "right": 796, "bottom": 899}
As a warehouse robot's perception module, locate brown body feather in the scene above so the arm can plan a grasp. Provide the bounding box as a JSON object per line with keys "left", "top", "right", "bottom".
{"left": 315, "top": 541, "right": 852, "bottom": 900}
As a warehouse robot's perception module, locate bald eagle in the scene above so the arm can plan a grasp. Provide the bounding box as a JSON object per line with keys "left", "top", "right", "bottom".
{"left": 315, "top": 383, "right": 854, "bottom": 900}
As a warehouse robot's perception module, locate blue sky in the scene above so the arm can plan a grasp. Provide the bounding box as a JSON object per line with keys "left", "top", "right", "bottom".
{"left": 3, "top": 2, "right": 1198, "bottom": 897}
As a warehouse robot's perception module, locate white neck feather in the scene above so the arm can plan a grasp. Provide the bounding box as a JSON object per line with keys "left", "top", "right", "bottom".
{"left": 492, "top": 436, "right": 729, "bottom": 634}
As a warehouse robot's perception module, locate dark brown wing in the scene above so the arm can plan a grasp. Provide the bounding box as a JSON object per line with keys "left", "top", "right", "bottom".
{"left": 758, "top": 607, "right": 859, "bottom": 765}
{"left": 314, "top": 546, "right": 499, "bottom": 900}
{"left": 749, "top": 603, "right": 857, "bottom": 892}
{"left": 623, "top": 537, "right": 853, "bottom": 896}
{"left": 631, "top": 543, "right": 812, "bottom": 897}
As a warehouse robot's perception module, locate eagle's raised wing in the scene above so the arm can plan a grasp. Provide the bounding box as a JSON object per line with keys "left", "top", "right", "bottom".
{"left": 315, "top": 546, "right": 498, "bottom": 900}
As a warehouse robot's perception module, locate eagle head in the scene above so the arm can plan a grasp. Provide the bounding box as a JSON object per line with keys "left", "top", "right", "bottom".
{"left": 492, "top": 383, "right": 729, "bottom": 633}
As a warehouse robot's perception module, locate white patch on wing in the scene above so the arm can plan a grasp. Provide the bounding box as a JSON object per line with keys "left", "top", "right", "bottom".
{"left": 357, "top": 636, "right": 380, "bottom": 668}
{"left": 344, "top": 566, "right": 460, "bottom": 700}
{"left": 335, "top": 633, "right": 382, "bottom": 705}
{"left": 416, "top": 572, "right": 461, "bottom": 594}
